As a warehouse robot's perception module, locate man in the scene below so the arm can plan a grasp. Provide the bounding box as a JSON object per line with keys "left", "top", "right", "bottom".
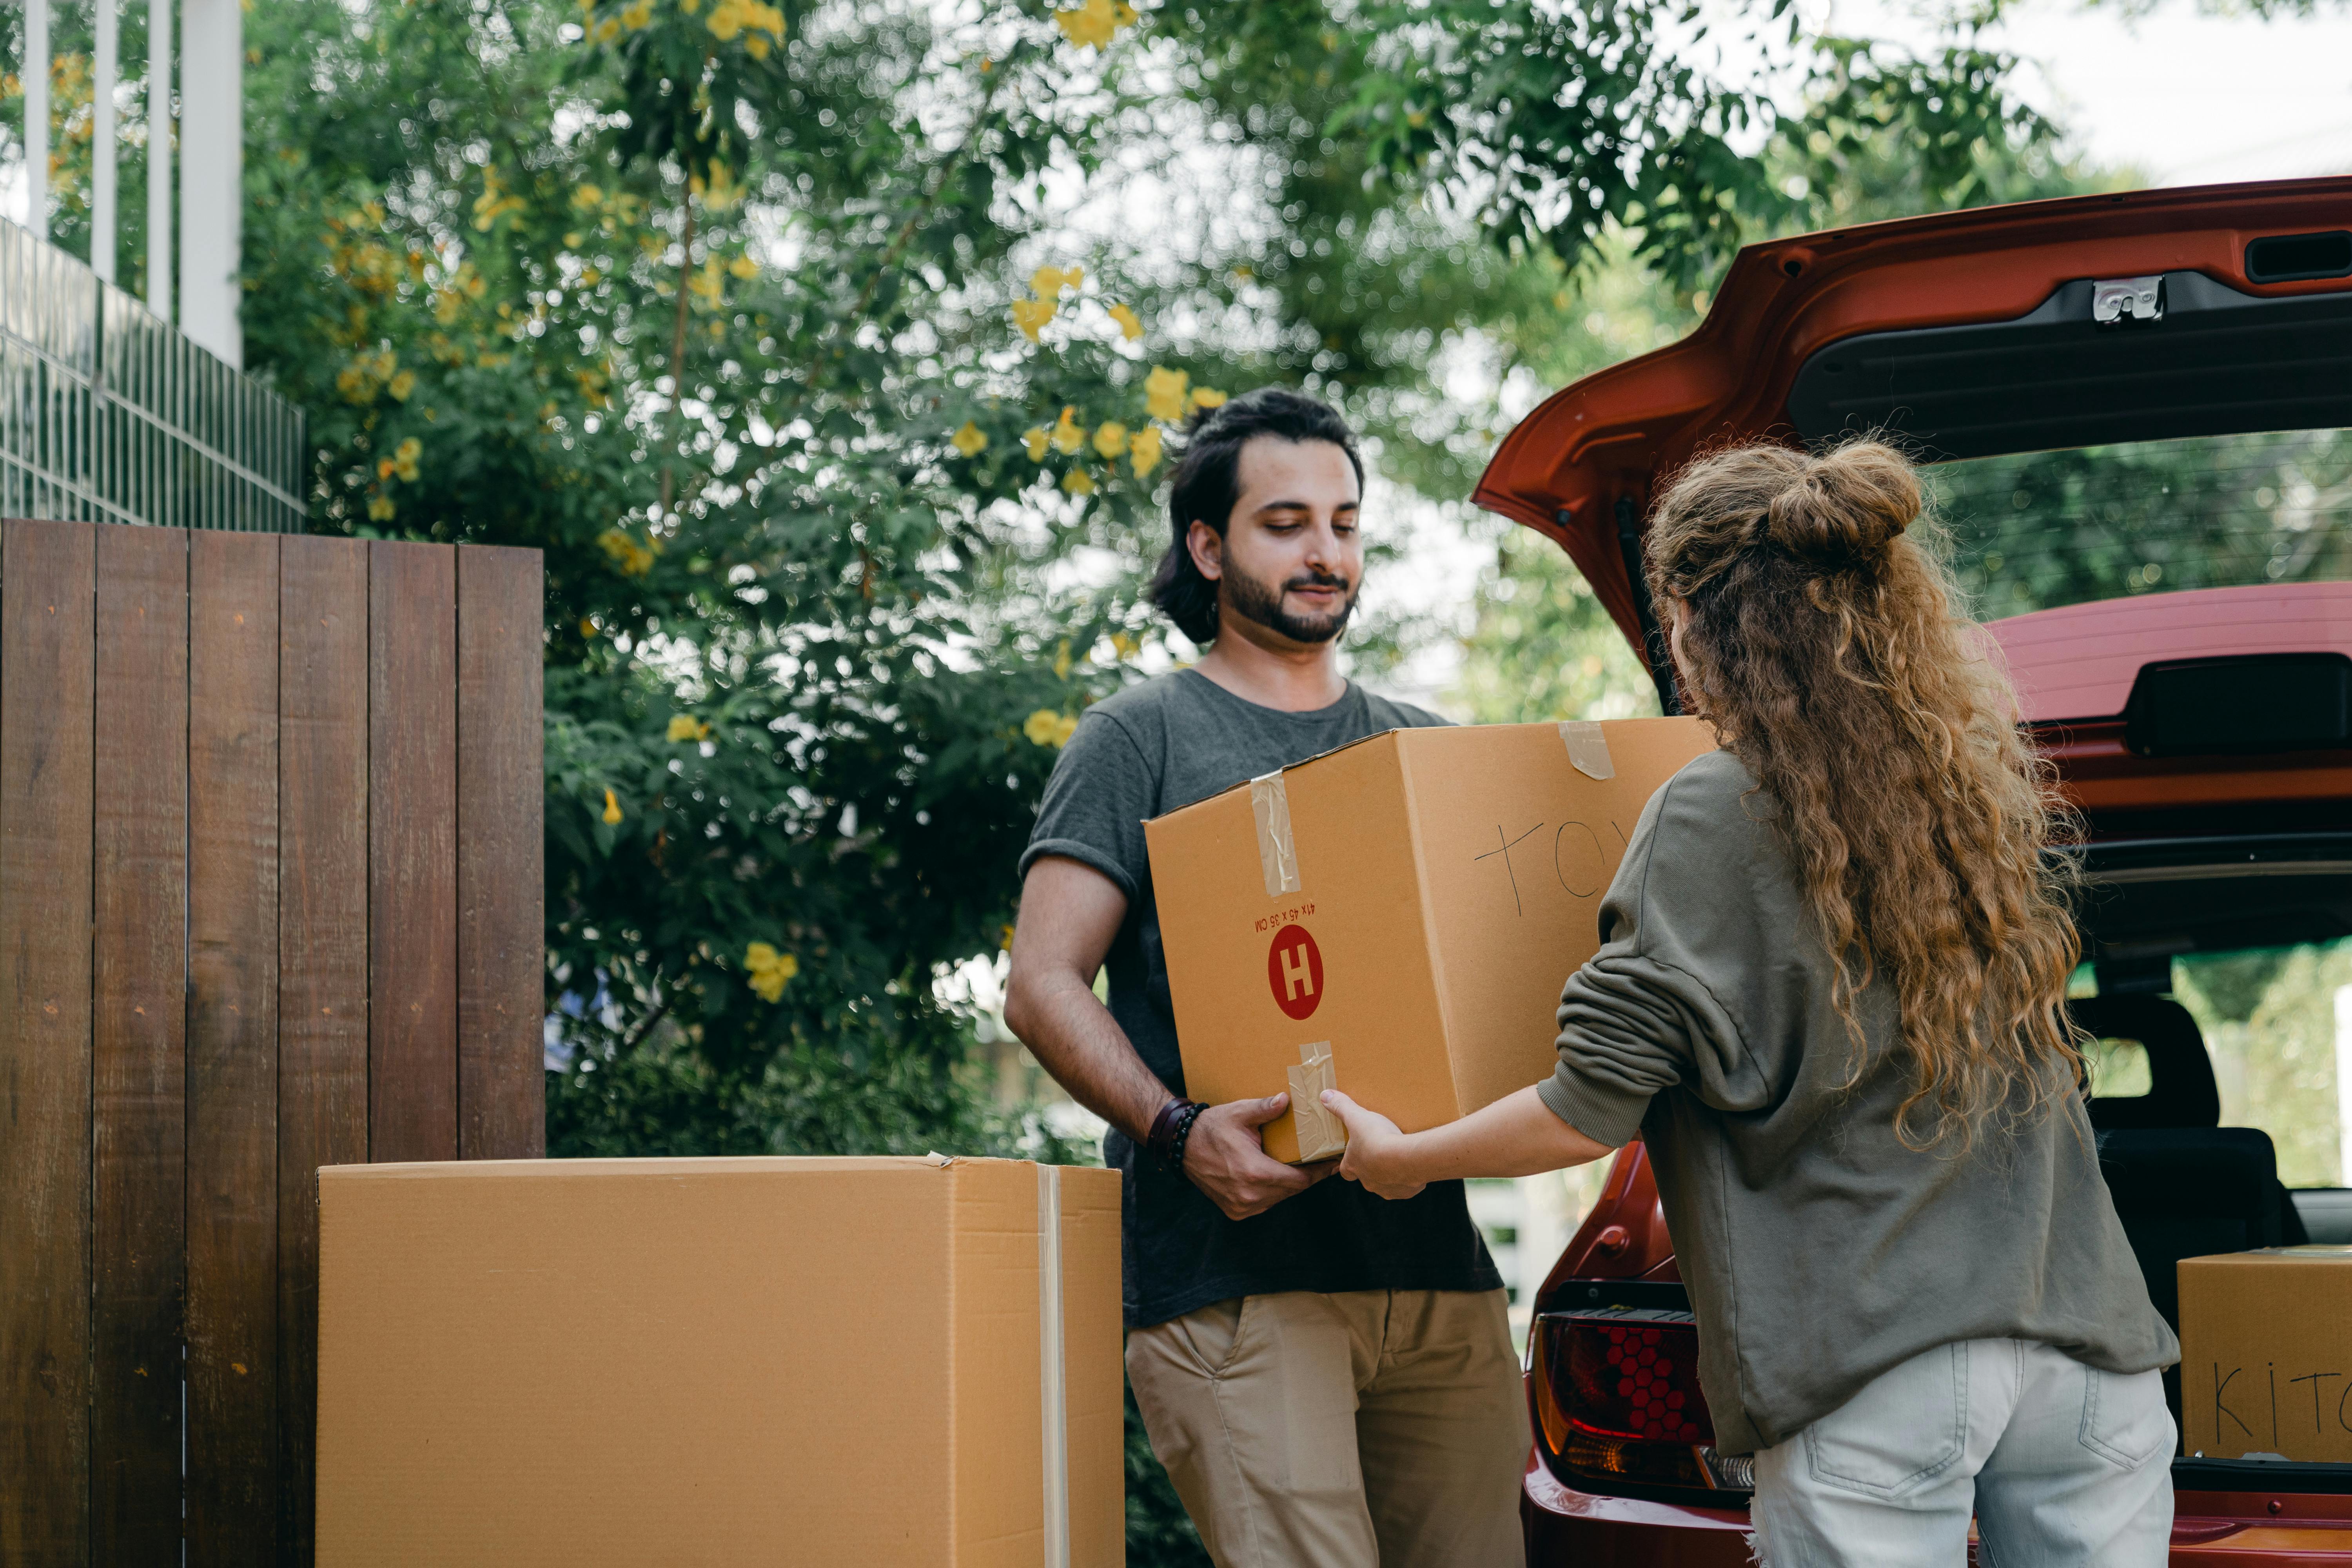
{"left": 1003, "top": 387, "right": 1528, "bottom": 1568}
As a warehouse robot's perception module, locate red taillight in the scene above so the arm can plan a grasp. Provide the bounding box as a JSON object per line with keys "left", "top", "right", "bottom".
{"left": 1530, "top": 1309, "right": 1749, "bottom": 1495}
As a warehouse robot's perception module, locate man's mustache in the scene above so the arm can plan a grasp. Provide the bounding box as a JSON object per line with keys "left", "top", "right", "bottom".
{"left": 1285, "top": 572, "right": 1353, "bottom": 594}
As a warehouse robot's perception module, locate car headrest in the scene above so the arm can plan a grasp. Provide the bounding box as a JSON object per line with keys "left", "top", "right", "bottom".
{"left": 2069, "top": 994, "right": 2220, "bottom": 1130}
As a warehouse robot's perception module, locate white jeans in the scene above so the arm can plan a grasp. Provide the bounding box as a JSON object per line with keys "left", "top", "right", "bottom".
{"left": 1750, "top": 1338, "right": 2174, "bottom": 1568}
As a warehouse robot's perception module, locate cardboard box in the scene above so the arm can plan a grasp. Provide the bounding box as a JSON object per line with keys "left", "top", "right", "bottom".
{"left": 2180, "top": 1246, "right": 2352, "bottom": 1462}
{"left": 316, "top": 1156, "right": 1123, "bottom": 1567}
{"left": 1146, "top": 717, "right": 1715, "bottom": 1163}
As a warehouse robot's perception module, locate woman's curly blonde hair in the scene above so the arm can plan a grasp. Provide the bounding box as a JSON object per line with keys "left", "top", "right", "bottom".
{"left": 1647, "top": 437, "right": 2082, "bottom": 1151}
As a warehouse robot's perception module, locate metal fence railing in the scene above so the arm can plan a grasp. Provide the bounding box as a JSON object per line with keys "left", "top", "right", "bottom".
{"left": 0, "top": 217, "right": 306, "bottom": 533}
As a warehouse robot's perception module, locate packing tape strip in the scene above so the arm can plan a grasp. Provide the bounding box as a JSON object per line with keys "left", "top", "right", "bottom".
{"left": 1560, "top": 720, "right": 1614, "bottom": 781}
{"left": 1286, "top": 1042, "right": 1348, "bottom": 1162}
{"left": 1250, "top": 770, "right": 1302, "bottom": 897}
{"left": 1038, "top": 1163, "right": 1070, "bottom": 1568}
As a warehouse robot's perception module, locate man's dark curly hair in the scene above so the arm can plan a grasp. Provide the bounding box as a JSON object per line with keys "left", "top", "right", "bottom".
{"left": 1145, "top": 387, "right": 1364, "bottom": 646}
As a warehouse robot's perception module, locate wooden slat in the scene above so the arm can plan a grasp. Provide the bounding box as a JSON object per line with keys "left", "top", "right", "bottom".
{"left": 0, "top": 517, "right": 97, "bottom": 1564}
{"left": 369, "top": 541, "right": 458, "bottom": 1162}
{"left": 276, "top": 537, "right": 370, "bottom": 1564}
{"left": 91, "top": 524, "right": 188, "bottom": 1564}
{"left": 457, "top": 546, "right": 545, "bottom": 1159}
{"left": 187, "top": 531, "right": 280, "bottom": 1562}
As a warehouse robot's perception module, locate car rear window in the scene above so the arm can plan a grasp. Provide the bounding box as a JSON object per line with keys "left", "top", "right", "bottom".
{"left": 1925, "top": 428, "right": 2352, "bottom": 621}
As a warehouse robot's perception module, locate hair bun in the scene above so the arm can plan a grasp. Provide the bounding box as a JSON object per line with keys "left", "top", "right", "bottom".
{"left": 1763, "top": 441, "right": 1919, "bottom": 567}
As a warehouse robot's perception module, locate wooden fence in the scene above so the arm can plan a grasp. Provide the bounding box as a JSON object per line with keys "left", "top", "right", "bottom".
{"left": 0, "top": 518, "right": 546, "bottom": 1565}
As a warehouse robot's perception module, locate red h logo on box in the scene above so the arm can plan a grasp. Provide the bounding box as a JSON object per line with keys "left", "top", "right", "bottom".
{"left": 1267, "top": 925, "right": 1324, "bottom": 1022}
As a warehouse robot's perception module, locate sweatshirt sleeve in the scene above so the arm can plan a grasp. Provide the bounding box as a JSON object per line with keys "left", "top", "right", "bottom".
{"left": 1537, "top": 757, "right": 1769, "bottom": 1148}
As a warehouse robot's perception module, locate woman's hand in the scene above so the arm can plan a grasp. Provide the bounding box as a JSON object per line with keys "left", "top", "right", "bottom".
{"left": 1321, "top": 1089, "right": 1427, "bottom": 1202}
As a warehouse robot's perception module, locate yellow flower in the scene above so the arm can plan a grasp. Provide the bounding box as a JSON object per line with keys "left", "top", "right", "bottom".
{"left": 707, "top": 0, "right": 787, "bottom": 48}
{"left": 998, "top": 923, "right": 1017, "bottom": 952}
{"left": 1050, "top": 406, "right": 1085, "bottom": 455}
{"left": 1023, "top": 709, "right": 1062, "bottom": 746}
{"left": 619, "top": 0, "right": 652, "bottom": 26}
{"left": 951, "top": 421, "right": 989, "bottom": 457}
{"left": 367, "top": 494, "right": 396, "bottom": 522}
{"left": 1190, "top": 386, "right": 1228, "bottom": 410}
{"left": 1011, "top": 298, "right": 1057, "bottom": 341}
{"left": 1144, "top": 365, "right": 1189, "bottom": 423}
{"left": 691, "top": 159, "right": 747, "bottom": 211}
{"left": 597, "top": 528, "right": 659, "bottom": 577}
{"left": 728, "top": 253, "right": 760, "bottom": 279}
{"left": 1030, "top": 265, "right": 1083, "bottom": 298}
{"left": 377, "top": 458, "right": 397, "bottom": 481}
{"left": 1054, "top": 713, "right": 1080, "bottom": 747}
{"left": 1130, "top": 424, "right": 1163, "bottom": 477}
{"left": 579, "top": 617, "right": 600, "bottom": 638}
{"left": 666, "top": 714, "right": 713, "bottom": 742}
{"left": 1062, "top": 468, "right": 1096, "bottom": 496}
{"left": 388, "top": 368, "right": 417, "bottom": 401}
{"left": 1107, "top": 302, "right": 1143, "bottom": 341}
{"left": 602, "top": 788, "right": 623, "bottom": 824}
{"left": 1110, "top": 630, "right": 1140, "bottom": 660}
{"left": 744, "top": 941, "right": 799, "bottom": 1004}
{"left": 392, "top": 436, "right": 422, "bottom": 483}
{"left": 1023, "top": 427, "right": 1049, "bottom": 462}
{"left": 1053, "top": 639, "right": 1075, "bottom": 680}
{"left": 471, "top": 166, "right": 526, "bottom": 232}
{"left": 1093, "top": 421, "right": 1129, "bottom": 459}
{"left": 1054, "top": 0, "right": 1137, "bottom": 51}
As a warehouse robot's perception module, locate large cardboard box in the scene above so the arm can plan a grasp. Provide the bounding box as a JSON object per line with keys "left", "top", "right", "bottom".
{"left": 2180, "top": 1246, "right": 2352, "bottom": 1462}
{"left": 1146, "top": 717, "right": 1715, "bottom": 1163}
{"left": 316, "top": 1156, "right": 1123, "bottom": 1567}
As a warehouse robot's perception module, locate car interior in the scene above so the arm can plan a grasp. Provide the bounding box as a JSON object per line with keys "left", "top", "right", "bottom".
{"left": 2074, "top": 858, "right": 2352, "bottom": 1432}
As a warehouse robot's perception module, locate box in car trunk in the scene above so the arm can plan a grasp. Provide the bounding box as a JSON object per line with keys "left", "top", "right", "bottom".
{"left": 2180, "top": 1246, "right": 2352, "bottom": 1463}
{"left": 1146, "top": 717, "right": 1715, "bottom": 1163}
{"left": 315, "top": 1156, "right": 1123, "bottom": 1567}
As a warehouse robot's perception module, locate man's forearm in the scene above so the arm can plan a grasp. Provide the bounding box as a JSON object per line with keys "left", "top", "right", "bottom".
{"left": 1005, "top": 971, "right": 1177, "bottom": 1143}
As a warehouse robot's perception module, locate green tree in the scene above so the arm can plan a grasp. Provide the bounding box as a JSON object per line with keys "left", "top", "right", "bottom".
{"left": 226, "top": 0, "right": 2074, "bottom": 1147}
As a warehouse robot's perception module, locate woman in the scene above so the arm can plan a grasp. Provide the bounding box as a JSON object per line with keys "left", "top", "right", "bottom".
{"left": 1323, "top": 440, "right": 2178, "bottom": 1566}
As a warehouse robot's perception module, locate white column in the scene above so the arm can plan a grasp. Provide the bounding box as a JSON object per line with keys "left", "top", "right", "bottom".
{"left": 179, "top": 0, "right": 241, "bottom": 367}
{"left": 147, "top": 0, "right": 172, "bottom": 319}
{"left": 93, "top": 0, "right": 118, "bottom": 281}
{"left": 2334, "top": 985, "right": 2352, "bottom": 1186}
{"left": 25, "top": 0, "right": 49, "bottom": 241}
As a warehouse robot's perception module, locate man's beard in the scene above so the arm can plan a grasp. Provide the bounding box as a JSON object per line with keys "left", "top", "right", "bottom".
{"left": 1221, "top": 564, "right": 1358, "bottom": 644}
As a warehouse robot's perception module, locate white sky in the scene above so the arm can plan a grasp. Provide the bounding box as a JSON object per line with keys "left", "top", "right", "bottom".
{"left": 1980, "top": 0, "right": 2352, "bottom": 186}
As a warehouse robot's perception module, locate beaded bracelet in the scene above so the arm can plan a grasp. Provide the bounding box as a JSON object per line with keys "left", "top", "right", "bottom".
{"left": 1146, "top": 1097, "right": 1208, "bottom": 1172}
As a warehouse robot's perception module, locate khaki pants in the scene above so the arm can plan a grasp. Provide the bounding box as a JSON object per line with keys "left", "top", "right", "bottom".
{"left": 1126, "top": 1289, "right": 1528, "bottom": 1568}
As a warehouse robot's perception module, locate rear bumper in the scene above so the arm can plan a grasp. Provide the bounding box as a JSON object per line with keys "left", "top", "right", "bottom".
{"left": 1523, "top": 1464, "right": 2352, "bottom": 1564}
{"left": 1521, "top": 1452, "right": 1754, "bottom": 1566}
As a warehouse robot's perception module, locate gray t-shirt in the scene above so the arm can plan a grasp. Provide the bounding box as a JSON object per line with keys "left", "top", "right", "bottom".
{"left": 1021, "top": 669, "right": 1501, "bottom": 1327}
{"left": 1541, "top": 747, "right": 2177, "bottom": 1454}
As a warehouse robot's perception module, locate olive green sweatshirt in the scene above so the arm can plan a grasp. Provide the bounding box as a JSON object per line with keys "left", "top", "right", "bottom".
{"left": 1539, "top": 748, "right": 2176, "bottom": 1457}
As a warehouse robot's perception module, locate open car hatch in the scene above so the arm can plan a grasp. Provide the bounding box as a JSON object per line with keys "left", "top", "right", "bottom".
{"left": 1474, "top": 176, "right": 2352, "bottom": 718}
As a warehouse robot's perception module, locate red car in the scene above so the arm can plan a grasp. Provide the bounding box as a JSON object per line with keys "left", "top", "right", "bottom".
{"left": 1477, "top": 176, "right": 2352, "bottom": 1562}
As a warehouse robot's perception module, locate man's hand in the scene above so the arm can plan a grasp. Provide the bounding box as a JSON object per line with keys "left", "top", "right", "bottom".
{"left": 1183, "top": 1092, "right": 1338, "bottom": 1220}
{"left": 1321, "top": 1089, "right": 1427, "bottom": 1202}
